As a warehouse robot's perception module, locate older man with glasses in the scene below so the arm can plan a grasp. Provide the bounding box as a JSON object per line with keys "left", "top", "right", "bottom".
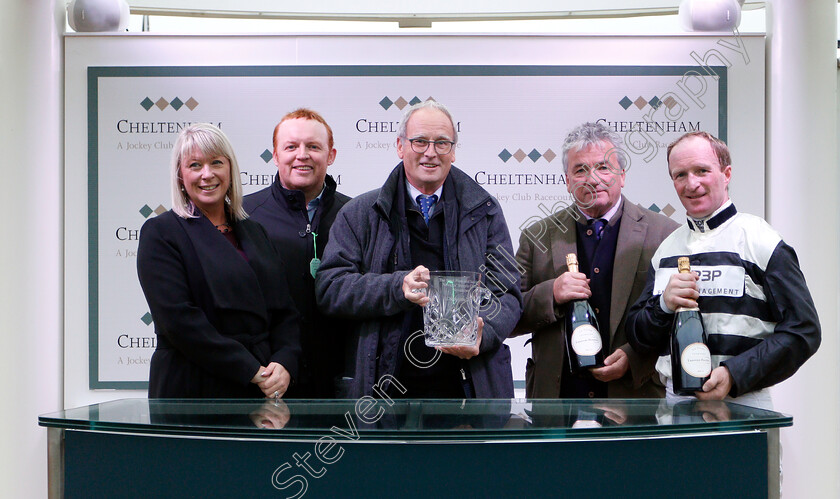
{"left": 316, "top": 99, "right": 522, "bottom": 400}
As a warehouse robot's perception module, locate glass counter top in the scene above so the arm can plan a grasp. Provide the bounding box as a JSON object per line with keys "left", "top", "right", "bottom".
{"left": 39, "top": 398, "right": 791, "bottom": 442}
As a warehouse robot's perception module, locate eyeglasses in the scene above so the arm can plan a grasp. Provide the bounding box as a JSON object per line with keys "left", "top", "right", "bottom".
{"left": 407, "top": 138, "right": 455, "bottom": 155}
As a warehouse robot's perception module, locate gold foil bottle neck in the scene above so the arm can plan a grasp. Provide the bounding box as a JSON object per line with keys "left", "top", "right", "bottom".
{"left": 678, "top": 257, "right": 691, "bottom": 274}
{"left": 566, "top": 253, "right": 579, "bottom": 273}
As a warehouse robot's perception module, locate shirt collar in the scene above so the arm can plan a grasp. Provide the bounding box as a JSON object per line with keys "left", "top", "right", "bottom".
{"left": 687, "top": 200, "right": 736, "bottom": 232}
{"left": 307, "top": 183, "right": 326, "bottom": 209}
{"left": 406, "top": 179, "right": 444, "bottom": 207}
{"left": 304, "top": 183, "right": 326, "bottom": 222}
{"left": 578, "top": 196, "right": 622, "bottom": 224}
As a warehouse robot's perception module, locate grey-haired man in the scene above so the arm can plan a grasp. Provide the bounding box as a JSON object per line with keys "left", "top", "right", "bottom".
{"left": 515, "top": 121, "right": 679, "bottom": 399}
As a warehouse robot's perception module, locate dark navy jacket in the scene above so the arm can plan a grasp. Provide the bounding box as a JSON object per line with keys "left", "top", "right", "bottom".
{"left": 244, "top": 174, "right": 350, "bottom": 398}
{"left": 137, "top": 210, "right": 302, "bottom": 398}
{"left": 315, "top": 164, "right": 522, "bottom": 399}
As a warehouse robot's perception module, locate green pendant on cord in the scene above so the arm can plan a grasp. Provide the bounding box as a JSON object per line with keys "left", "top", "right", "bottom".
{"left": 309, "top": 232, "right": 320, "bottom": 278}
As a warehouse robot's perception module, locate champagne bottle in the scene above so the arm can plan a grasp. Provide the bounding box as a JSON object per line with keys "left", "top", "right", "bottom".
{"left": 564, "top": 253, "right": 605, "bottom": 374}
{"left": 670, "top": 257, "right": 712, "bottom": 395}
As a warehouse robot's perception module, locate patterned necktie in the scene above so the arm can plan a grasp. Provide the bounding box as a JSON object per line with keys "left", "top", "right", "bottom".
{"left": 591, "top": 218, "right": 607, "bottom": 241}
{"left": 417, "top": 194, "right": 438, "bottom": 224}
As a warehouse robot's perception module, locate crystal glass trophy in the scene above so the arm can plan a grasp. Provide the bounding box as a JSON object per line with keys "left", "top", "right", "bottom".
{"left": 422, "top": 271, "right": 490, "bottom": 347}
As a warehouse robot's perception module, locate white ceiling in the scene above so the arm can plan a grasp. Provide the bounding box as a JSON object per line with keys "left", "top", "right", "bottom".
{"left": 126, "top": 0, "right": 766, "bottom": 28}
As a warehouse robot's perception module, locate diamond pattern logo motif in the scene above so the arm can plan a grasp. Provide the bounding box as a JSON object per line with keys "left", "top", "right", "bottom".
{"left": 633, "top": 96, "right": 648, "bottom": 110}
{"left": 619, "top": 96, "right": 633, "bottom": 110}
{"left": 260, "top": 149, "right": 273, "bottom": 163}
{"left": 155, "top": 97, "right": 169, "bottom": 110}
{"left": 620, "top": 95, "right": 673, "bottom": 111}
{"left": 141, "top": 312, "right": 154, "bottom": 326}
{"left": 140, "top": 97, "right": 154, "bottom": 111}
{"left": 139, "top": 204, "right": 167, "bottom": 217}
{"left": 140, "top": 97, "right": 198, "bottom": 111}
{"left": 379, "top": 96, "right": 433, "bottom": 110}
{"left": 648, "top": 203, "right": 677, "bottom": 217}
{"left": 543, "top": 149, "right": 557, "bottom": 163}
{"left": 498, "top": 148, "right": 558, "bottom": 163}
{"left": 497, "top": 148, "right": 559, "bottom": 163}
{"left": 139, "top": 205, "right": 153, "bottom": 218}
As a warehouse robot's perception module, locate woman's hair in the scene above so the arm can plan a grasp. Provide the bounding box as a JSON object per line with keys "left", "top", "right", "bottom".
{"left": 170, "top": 123, "right": 247, "bottom": 221}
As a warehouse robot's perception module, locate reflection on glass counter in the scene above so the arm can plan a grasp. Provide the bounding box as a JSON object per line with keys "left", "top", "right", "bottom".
{"left": 40, "top": 398, "right": 787, "bottom": 498}
{"left": 40, "top": 398, "right": 790, "bottom": 441}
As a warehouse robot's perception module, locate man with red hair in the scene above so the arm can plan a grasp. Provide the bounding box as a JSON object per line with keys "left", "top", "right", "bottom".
{"left": 245, "top": 108, "right": 351, "bottom": 398}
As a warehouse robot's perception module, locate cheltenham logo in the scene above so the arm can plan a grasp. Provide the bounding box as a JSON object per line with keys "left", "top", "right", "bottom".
{"left": 140, "top": 96, "right": 199, "bottom": 111}
{"left": 379, "top": 96, "right": 431, "bottom": 110}
{"left": 618, "top": 95, "right": 680, "bottom": 111}
{"left": 646, "top": 202, "right": 677, "bottom": 217}
{"left": 139, "top": 204, "right": 167, "bottom": 218}
{"left": 498, "top": 148, "right": 558, "bottom": 163}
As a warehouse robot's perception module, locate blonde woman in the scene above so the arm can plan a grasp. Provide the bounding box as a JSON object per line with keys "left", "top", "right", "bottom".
{"left": 137, "top": 123, "right": 301, "bottom": 398}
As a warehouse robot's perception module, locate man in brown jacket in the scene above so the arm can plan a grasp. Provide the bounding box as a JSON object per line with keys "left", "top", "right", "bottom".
{"left": 515, "top": 121, "right": 678, "bottom": 398}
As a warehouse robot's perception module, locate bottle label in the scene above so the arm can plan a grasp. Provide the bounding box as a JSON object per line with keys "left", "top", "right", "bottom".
{"left": 571, "top": 325, "right": 602, "bottom": 356}
{"left": 681, "top": 342, "right": 712, "bottom": 377}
